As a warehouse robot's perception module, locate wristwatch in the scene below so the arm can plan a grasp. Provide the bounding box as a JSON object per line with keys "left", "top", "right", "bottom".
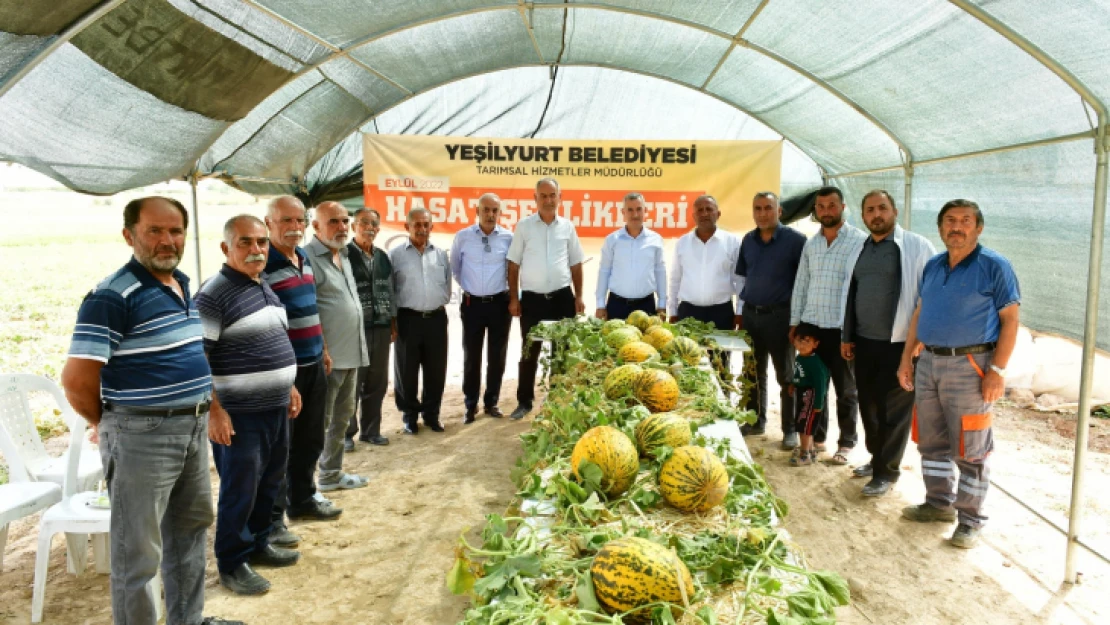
{"left": 989, "top": 364, "right": 1007, "bottom": 377}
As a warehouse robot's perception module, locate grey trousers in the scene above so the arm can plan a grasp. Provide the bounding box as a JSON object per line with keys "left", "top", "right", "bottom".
{"left": 318, "top": 368, "right": 358, "bottom": 484}
{"left": 347, "top": 326, "right": 392, "bottom": 440}
{"left": 98, "top": 411, "right": 214, "bottom": 625}
{"left": 913, "top": 350, "right": 994, "bottom": 528}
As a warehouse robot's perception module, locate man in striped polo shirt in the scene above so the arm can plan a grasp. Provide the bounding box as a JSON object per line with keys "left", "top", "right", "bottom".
{"left": 62, "top": 197, "right": 240, "bottom": 625}
{"left": 198, "top": 215, "right": 301, "bottom": 596}
{"left": 264, "top": 197, "right": 342, "bottom": 543}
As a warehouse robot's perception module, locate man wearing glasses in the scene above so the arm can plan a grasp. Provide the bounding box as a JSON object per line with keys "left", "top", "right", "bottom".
{"left": 344, "top": 208, "right": 395, "bottom": 448}
{"left": 450, "top": 193, "right": 513, "bottom": 424}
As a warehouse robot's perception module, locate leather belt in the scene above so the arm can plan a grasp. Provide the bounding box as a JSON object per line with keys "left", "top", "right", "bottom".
{"left": 745, "top": 302, "right": 790, "bottom": 314}
{"left": 609, "top": 293, "right": 653, "bottom": 304}
{"left": 102, "top": 401, "right": 209, "bottom": 418}
{"left": 398, "top": 306, "right": 446, "bottom": 318}
{"left": 464, "top": 291, "right": 508, "bottom": 304}
{"left": 923, "top": 342, "right": 996, "bottom": 356}
{"left": 524, "top": 287, "right": 571, "bottom": 300}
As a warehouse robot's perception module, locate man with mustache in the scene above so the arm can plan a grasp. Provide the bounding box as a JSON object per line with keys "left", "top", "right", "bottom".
{"left": 790, "top": 186, "right": 868, "bottom": 465}
{"left": 595, "top": 192, "right": 667, "bottom": 321}
{"left": 667, "top": 194, "right": 742, "bottom": 330}
{"left": 264, "top": 196, "right": 340, "bottom": 550}
{"left": 197, "top": 215, "right": 301, "bottom": 595}
{"left": 62, "top": 197, "right": 239, "bottom": 624}
{"left": 839, "top": 190, "right": 935, "bottom": 498}
{"left": 307, "top": 201, "right": 370, "bottom": 491}
{"left": 897, "top": 199, "right": 1020, "bottom": 549}
{"left": 391, "top": 208, "right": 452, "bottom": 433}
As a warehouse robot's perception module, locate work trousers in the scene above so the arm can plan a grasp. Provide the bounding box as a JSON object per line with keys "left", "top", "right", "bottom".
{"left": 273, "top": 359, "right": 327, "bottom": 522}
{"left": 98, "top": 410, "right": 214, "bottom": 625}
{"left": 318, "top": 367, "right": 358, "bottom": 485}
{"left": 813, "top": 326, "right": 859, "bottom": 449}
{"left": 347, "top": 325, "right": 392, "bottom": 440}
{"left": 212, "top": 407, "right": 289, "bottom": 574}
{"left": 517, "top": 287, "right": 576, "bottom": 408}
{"left": 914, "top": 350, "right": 994, "bottom": 528}
{"left": 604, "top": 293, "right": 656, "bottom": 321}
{"left": 742, "top": 304, "right": 795, "bottom": 434}
{"left": 460, "top": 292, "right": 512, "bottom": 410}
{"left": 855, "top": 337, "right": 914, "bottom": 481}
{"left": 394, "top": 308, "right": 449, "bottom": 426}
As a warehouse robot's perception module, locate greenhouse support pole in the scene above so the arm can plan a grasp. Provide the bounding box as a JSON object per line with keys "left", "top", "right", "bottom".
{"left": 1065, "top": 118, "right": 1108, "bottom": 584}
{"left": 190, "top": 173, "right": 202, "bottom": 282}
{"left": 903, "top": 162, "right": 914, "bottom": 230}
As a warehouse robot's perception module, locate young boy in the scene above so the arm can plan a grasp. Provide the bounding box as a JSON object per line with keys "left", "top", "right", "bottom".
{"left": 788, "top": 323, "right": 830, "bottom": 466}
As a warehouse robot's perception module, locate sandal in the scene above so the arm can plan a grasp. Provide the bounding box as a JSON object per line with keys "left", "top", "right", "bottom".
{"left": 789, "top": 449, "right": 815, "bottom": 467}
{"left": 318, "top": 472, "right": 370, "bottom": 491}
{"left": 827, "top": 447, "right": 851, "bottom": 465}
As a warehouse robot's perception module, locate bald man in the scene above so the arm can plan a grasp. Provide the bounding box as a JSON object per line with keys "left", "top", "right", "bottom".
{"left": 306, "top": 201, "right": 370, "bottom": 492}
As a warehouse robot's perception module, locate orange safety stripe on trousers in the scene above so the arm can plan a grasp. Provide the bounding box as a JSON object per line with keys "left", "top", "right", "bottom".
{"left": 911, "top": 406, "right": 919, "bottom": 443}
{"left": 966, "top": 353, "right": 985, "bottom": 378}
{"left": 959, "top": 413, "right": 991, "bottom": 458}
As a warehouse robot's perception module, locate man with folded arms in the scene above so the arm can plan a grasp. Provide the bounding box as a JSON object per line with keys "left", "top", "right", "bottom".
{"left": 897, "top": 199, "right": 1020, "bottom": 549}
{"left": 62, "top": 196, "right": 239, "bottom": 625}
{"left": 507, "top": 177, "right": 586, "bottom": 420}
{"left": 451, "top": 194, "right": 513, "bottom": 424}
{"left": 391, "top": 207, "right": 452, "bottom": 433}
{"left": 198, "top": 215, "right": 302, "bottom": 595}
{"left": 595, "top": 192, "right": 667, "bottom": 321}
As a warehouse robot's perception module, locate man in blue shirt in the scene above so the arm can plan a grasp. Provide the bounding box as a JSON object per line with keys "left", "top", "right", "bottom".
{"left": 595, "top": 192, "right": 667, "bottom": 321}
{"left": 451, "top": 193, "right": 513, "bottom": 423}
{"left": 897, "top": 199, "right": 1021, "bottom": 549}
{"left": 61, "top": 197, "right": 240, "bottom": 625}
{"left": 735, "top": 191, "right": 805, "bottom": 448}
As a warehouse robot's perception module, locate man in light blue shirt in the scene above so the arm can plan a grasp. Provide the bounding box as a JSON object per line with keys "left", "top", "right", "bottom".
{"left": 390, "top": 208, "right": 452, "bottom": 433}
{"left": 594, "top": 192, "right": 667, "bottom": 321}
{"left": 451, "top": 193, "right": 513, "bottom": 423}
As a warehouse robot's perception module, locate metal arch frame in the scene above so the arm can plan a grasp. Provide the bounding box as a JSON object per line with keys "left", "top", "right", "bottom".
{"left": 0, "top": 0, "right": 126, "bottom": 101}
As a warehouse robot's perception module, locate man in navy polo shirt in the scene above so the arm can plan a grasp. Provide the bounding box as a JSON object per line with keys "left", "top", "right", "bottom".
{"left": 62, "top": 197, "right": 240, "bottom": 625}
{"left": 198, "top": 215, "right": 301, "bottom": 596}
{"left": 897, "top": 199, "right": 1020, "bottom": 549}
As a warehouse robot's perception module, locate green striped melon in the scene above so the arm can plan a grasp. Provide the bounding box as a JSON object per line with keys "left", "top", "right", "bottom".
{"left": 634, "top": 369, "right": 679, "bottom": 413}
{"left": 600, "top": 319, "right": 627, "bottom": 337}
{"left": 618, "top": 341, "right": 658, "bottom": 363}
{"left": 670, "top": 336, "right": 704, "bottom": 366}
{"left": 570, "top": 426, "right": 640, "bottom": 498}
{"left": 645, "top": 315, "right": 663, "bottom": 330}
{"left": 603, "top": 364, "right": 643, "bottom": 399}
{"left": 606, "top": 327, "right": 642, "bottom": 350}
{"left": 590, "top": 537, "right": 694, "bottom": 621}
{"left": 634, "top": 413, "right": 692, "bottom": 456}
{"left": 658, "top": 446, "right": 729, "bottom": 513}
{"left": 626, "top": 310, "right": 653, "bottom": 332}
{"left": 643, "top": 326, "right": 674, "bottom": 351}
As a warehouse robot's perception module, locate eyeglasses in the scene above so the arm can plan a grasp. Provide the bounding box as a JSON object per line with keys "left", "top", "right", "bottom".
{"left": 481, "top": 235, "right": 491, "bottom": 253}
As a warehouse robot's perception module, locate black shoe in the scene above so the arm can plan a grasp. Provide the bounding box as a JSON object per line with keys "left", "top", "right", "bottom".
{"left": 740, "top": 423, "right": 766, "bottom": 436}
{"left": 403, "top": 425, "right": 419, "bottom": 435}
{"left": 219, "top": 563, "right": 271, "bottom": 596}
{"left": 363, "top": 435, "right": 389, "bottom": 445}
{"left": 202, "top": 617, "right": 246, "bottom": 625}
{"left": 852, "top": 463, "right": 873, "bottom": 478}
{"left": 510, "top": 404, "right": 531, "bottom": 420}
{"left": 343, "top": 437, "right": 355, "bottom": 452}
{"left": 464, "top": 407, "right": 477, "bottom": 424}
{"left": 484, "top": 406, "right": 504, "bottom": 418}
{"left": 427, "top": 422, "right": 445, "bottom": 432}
{"left": 249, "top": 544, "right": 300, "bottom": 568}
{"left": 269, "top": 523, "right": 300, "bottom": 548}
{"left": 861, "top": 479, "right": 892, "bottom": 497}
{"left": 287, "top": 499, "right": 343, "bottom": 521}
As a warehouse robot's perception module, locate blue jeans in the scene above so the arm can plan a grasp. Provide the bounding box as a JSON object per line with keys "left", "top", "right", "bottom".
{"left": 98, "top": 411, "right": 214, "bottom": 625}
{"left": 211, "top": 407, "right": 289, "bottom": 573}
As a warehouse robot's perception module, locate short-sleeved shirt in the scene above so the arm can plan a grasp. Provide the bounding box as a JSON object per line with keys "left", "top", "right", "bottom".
{"left": 451, "top": 224, "right": 512, "bottom": 297}
{"left": 263, "top": 246, "right": 324, "bottom": 367}
{"left": 196, "top": 265, "right": 297, "bottom": 414}
{"left": 916, "top": 244, "right": 1021, "bottom": 348}
{"left": 595, "top": 226, "right": 667, "bottom": 309}
{"left": 390, "top": 240, "right": 452, "bottom": 311}
{"left": 68, "top": 257, "right": 211, "bottom": 407}
{"left": 306, "top": 237, "right": 368, "bottom": 370}
{"left": 506, "top": 213, "right": 585, "bottom": 294}
{"left": 735, "top": 224, "right": 806, "bottom": 308}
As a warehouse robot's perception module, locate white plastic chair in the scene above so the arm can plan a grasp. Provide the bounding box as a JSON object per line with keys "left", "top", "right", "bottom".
{"left": 0, "top": 481, "right": 62, "bottom": 570}
{"left": 30, "top": 416, "right": 163, "bottom": 623}
{"left": 0, "top": 373, "right": 103, "bottom": 492}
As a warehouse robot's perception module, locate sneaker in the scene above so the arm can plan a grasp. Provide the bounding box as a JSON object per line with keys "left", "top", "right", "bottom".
{"left": 317, "top": 472, "right": 369, "bottom": 492}
{"left": 781, "top": 432, "right": 799, "bottom": 450}
{"left": 901, "top": 503, "right": 957, "bottom": 523}
{"left": 288, "top": 498, "right": 342, "bottom": 521}
{"left": 740, "top": 423, "right": 766, "bottom": 436}
{"left": 852, "top": 463, "right": 873, "bottom": 478}
{"left": 219, "top": 563, "right": 270, "bottom": 596}
{"left": 343, "top": 437, "right": 355, "bottom": 452}
{"left": 950, "top": 523, "right": 981, "bottom": 549}
{"left": 861, "top": 479, "right": 892, "bottom": 497}
{"left": 269, "top": 523, "right": 300, "bottom": 548}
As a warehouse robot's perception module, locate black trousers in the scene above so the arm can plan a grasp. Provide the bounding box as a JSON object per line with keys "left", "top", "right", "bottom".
{"left": 461, "top": 292, "right": 512, "bottom": 410}
{"left": 273, "top": 358, "right": 327, "bottom": 523}
{"left": 742, "top": 304, "right": 795, "bottom": 434}
{"left": 677, "top": 301, "right": 734, "bottom": 371}
{"left": 346, "top": 325, "right": 392, "bottom": 440}
{"left": 605, "top": 293, "right": 656, "bottom": 321}
{"left": 855, "top": 337, "right": 914, "bottom": 481}
{"left": 394, "top": 308, "right": 449, "bottom": 427}
{"left": 813, "top": 326, "right": 859, "bottom": 448}
{"left": 517, "top": 287, "right": 576, "bottom": 407}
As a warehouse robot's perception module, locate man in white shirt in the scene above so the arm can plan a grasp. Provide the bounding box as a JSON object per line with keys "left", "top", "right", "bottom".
{"left": 595, "top": 192, "right": 667, "bottom": 321}
{"left": 790, "top": 186, "right": 868, "bottom": 465}
{"left": 506, "top": 177, "right": 586, "bottom": 420}
{"left": 667, "top": 195, "right": 741, "bottom": 330}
